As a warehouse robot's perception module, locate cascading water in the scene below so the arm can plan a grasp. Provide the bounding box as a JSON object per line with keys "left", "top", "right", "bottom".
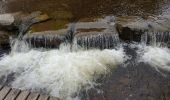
{"left": 0, "top": 29, "right": 126, "bottom": 99}
{"left": 140, "top": 46, "right": 170, "bottom": 71}
{"left": 76, "top": 33, "right": 120, "bottom": 49}
{"left": 0, "top": 14, "right": 170, "bottom": 99}
{"left": 135, "top": 31, "right": 170, "bottom": 73}
{"left": 141, "top": 32, "right": 170, "bottom": 47}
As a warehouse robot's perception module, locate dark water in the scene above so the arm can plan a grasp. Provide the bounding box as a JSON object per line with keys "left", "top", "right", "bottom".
{"left": 0, "top": 0, "right": 170, "bottom": 20}
{"left": 80, "top": 44, "right": 170, "bottom": 100}
{"left": 0, "top": 49, "right": 8, "bottom": 57}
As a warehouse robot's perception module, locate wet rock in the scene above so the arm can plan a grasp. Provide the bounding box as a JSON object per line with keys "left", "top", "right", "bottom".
{"left": 75, "top": 32, "right": 119, "bottom": 49}
{"left": 115, "top": 15, "right": 170, "bottom": 42}
{"left": 75, "top": 22, "right": 108, "bottom": 29}
{"left": 0, "top": 12, "right": 21, "bottom": 30}
{"left": 23, "top": 30, "right": 67, "bottom": 48}
{"left": 74, "top": 20, "right": 120, "bottom": 49}
{"left": 30, "top": 11, "right": 72, "bottom": 32}
{"left": 50, "top": 11, "right": 73, "bottom": 20}
{"left": 0, "top": 14, "right": 14, "bottom": 26}
{"left": 0, "top": 11, "right": 50, "bottom": 32}
{"left": 0, "top": 31, "right": 10, "bottom": 49}
{"left": 17, "top": 11, "right": 50, "bottom": 40}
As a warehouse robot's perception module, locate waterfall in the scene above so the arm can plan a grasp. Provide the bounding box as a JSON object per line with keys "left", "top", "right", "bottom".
{"left": 0, "top": 14, "right": 170, "bottom": 99}
{"left": 141, "top": 31, "right": 170, "bottom": 47}
{"left": 0, "top": 22, "right": 126, "bottom": 100}
{"left": 76, "top": 33, "right": 120, "bottom": 49}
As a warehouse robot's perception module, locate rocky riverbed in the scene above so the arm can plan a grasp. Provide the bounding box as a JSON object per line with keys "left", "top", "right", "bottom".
{"left": 0, "top": 0, "right": 170, "bottom": 100}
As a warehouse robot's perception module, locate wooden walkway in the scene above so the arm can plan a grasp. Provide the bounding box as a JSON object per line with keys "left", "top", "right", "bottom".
{"left": 0, "top": 85, "right": 59, "bottom": 100}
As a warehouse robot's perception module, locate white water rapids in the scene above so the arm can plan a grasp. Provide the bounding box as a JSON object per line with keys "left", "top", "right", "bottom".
{"left": 0, "top": 32, "right": 170, "bottom": 99}
{"left": 140, "top": 46, "right": 170, "bottom": 71}
{"left": 0, "top": 40, "right": 126, "bottom": 99}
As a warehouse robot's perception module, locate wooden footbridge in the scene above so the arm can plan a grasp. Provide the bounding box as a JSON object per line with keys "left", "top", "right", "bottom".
{"left": 0, "top": 85, "right": 59, "bottom": 100}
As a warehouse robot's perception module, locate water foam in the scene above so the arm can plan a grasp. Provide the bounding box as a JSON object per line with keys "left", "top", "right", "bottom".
{"left": 0, "top": 44, "right": 125, "bottom": 99}
{"left": 139, "top": 46, "right": 170, "bottom": 71}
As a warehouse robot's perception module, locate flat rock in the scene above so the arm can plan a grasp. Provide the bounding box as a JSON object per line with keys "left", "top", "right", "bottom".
{"left": 115, "top": 15, "right": 170, "bottom": 42}
{"left": 115, "top": 15, "right": 170, "bottom": 32}
{"left": 24, "top": 30, "right": 68, "bottom": 48}
{"left": 0, "top": 11, "right": 50, "bottom": 32}
{"left": 0, "top": 14, "right": 15, "bottom": 26}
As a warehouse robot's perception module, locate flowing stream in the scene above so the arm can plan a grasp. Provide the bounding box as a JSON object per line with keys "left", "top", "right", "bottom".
{"left": 0, "top": 30, "right": 170, "bottom": 99}
{"left": 0, "top": 35, "right": 126, "bottom": 99}
{"left": 0, "top": 0, "right": 170, "bottom": 99}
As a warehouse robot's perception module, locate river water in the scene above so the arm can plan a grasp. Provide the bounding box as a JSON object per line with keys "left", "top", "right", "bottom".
{"left": 0, "top": 31, "right": 169, "bottom": 100}
{"left": 0, "top": 0, "right": 170, "bottom": 100}
{"left": 0, "top": 0, "right": 170, "bottom": 19}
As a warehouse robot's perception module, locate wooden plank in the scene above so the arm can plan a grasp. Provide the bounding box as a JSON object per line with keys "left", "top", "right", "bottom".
{"left": 0, "top": 85, "right": 3, "bottom": 90}
{"left": 37, "top": 95, "right": 49, "bottom": 100}
{"left": 16, "top": 91, "right": 30, "bottom": 100}
{"left": 26, "top": 92, "right": 39, "bottom": 100}
{"left": 0, "top": 86, "right": 59, "bottom": 100}
{"left": 4, "top": 88, "right": 20, "bottom": 100}
{"left": 49, "top": 96, "right": 59, "bottom": 100}
{"left": 0, "top": 86, "right": 11, "bottom": 100}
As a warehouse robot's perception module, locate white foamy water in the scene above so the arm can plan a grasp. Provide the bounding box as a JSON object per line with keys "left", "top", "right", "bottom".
{"left": 0, "top": 44, "right": 126, "bottom": 99}
{"left": 139, "top": 46, "right": 170, "bottom": 71}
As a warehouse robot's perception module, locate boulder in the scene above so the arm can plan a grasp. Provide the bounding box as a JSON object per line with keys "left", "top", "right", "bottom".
{"left": 0, "top": 12, "right": 21, "bottom": 30}
{"left": 115, "top": 15, "right": 170, "bottom": 42}
{"left": 0, "top": 11, "right": 50, "bottom": 32}
{"left": 0, "top": 14, "right": 15, "bottom": 26}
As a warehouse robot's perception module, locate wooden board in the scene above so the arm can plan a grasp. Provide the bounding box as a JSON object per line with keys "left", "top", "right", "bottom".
{"left": 0, "top": 86, "right": 11, "bottom": 100}
{"left": 26, "top": 92, "right": 39, "bottom": 100}
{"left": 16, "top": 91, "right": 30, "bottom": 100}
{"left": 4, "top": 88, "right": 20, "bottom": 100}
{"left": 49, "top": 96, "right": 59, "bottom": 100}
{"left": 0, "top": 85, "right": 3, "bottom": 90}
{"left": 38, "top": 95, "right": 49, "bottom": 100}
{"left": 0, "top": 86, "right": 60, "bottom": 100}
